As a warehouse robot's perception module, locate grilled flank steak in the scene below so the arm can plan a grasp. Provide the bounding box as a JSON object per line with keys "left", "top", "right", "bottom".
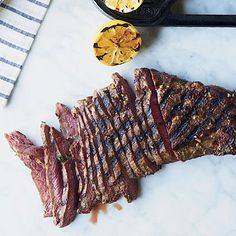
{"left": 5, "top": 68, "right": 236, "bottom": 227}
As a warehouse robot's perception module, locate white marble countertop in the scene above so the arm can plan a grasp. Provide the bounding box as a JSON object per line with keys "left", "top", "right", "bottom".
{"left": 1, "top": 1, "right": 236, "bottom": 235}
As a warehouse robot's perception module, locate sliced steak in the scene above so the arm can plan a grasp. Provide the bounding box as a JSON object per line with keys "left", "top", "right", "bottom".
{"left": 70, "top": 140, "right": 98, "bottom": 214}
{"left": 134, "top": 68, "right": 177, "bottom": 163}
{"left": 41, "top": 123, "right": 64, "bottom": 224}
{"left": 5, "top": 131, "right": 52, "bottom": 217}
{"left": 50, "top": 127, "right": 78, "bottom": 227}
{"left": 86, "top": 98, "right": 118, "bottom": 184}
{"left": 79, "top": 98, "right": 120, "bottom": 203}
{"left": 134, "top": 71, "right": 164, "bottom": 165}
{"left": 112, "top": 74, "right": 160, "bottom": 175}
{"left": 55, "top": 103, "right": 79, "bottom": 139}
{"left": 152, "top": 70, "right": 236, "bottom": 161}
{"left": 87, "top": 94, "right": 139, "bottom": 203}
{"left": 72, "top": 107, "right": 99, "bottom": 213}
{"left": 96, "top": 88, "right": 143, "bottom": 177}
{"left": 84, "top": 98, "right": 123, "bottom": 203}
{"left": 93, "top": 92, "right": 137, "bottom": 178}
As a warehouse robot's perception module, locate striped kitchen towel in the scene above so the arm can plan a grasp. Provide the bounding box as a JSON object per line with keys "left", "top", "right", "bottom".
{"left": 0, "top": 0, "right": 51, "bottom": 106}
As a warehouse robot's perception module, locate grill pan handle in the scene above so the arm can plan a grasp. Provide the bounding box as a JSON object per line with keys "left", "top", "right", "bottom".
{"left": 160, "top": 13, "right": 236, "bottom": 27}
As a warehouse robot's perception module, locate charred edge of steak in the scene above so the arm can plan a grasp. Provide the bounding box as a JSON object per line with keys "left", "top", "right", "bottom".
{"left": 75, "top": 105, "right": 101, "bottom": 207}
{"left": 93, "top": 91, "right": 137, "bottom": 178}
{"left": 134, "top": 71, "right": 165, "bottom": 165}
{"left": 97, "top": 86, "right": 146, "bottom": 177}
{"left": 112, "top": 74, "right": 160, "bottom": 174}
{"left": 5, "top": 131, "right": 52, "bottom": 217}
{"left": 41, "top": 123, "right": 64, "bottom": 225}
{"left": 55, "top": 103, "right": 79, "bottom": 140}
{"left": 50, "top": 127, "right": 78, "bottom": 227}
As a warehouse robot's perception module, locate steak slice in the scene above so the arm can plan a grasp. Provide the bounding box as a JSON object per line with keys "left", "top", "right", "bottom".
{"left": 112, "top": 74, "right": 160, "bottom": 175}
{"left": 86, "top": 97, "right": 118, "bottom": 183}
{"left": 84, "top": 98, "right": 124, "bottom": 203}
{"left": 70, "top": 140, "right": 98, "bottom": 214}
{"left": 93, "top": 92, "right": 137, "bottom": 178}
{"left": 174, "top": 87, "right": 236, "bottom": 160}
{"left": 96, "top": 88, "right": 144, "bottom": 177}
{"left": 41, "top": 123, "right": 64, "bottom": 224}
{"left": 78, "top": 98, "right": 120, "bottom": 203}
{"left": 55, "top": 103, "right": 79, "bottom": 139}
{"left": 152, "top": 69, "right": 236, "bottom": 161}
{"left": 87, "top": 94, "right": 139, "bottom": 203}
{"left": 134, "top": 71, "right": 164, "bottom": 165}
{"left": 5, "top": 131, "right": 52, "bottom": 217}
{"left": 134, "top": 68, "right": 177, "bottom": 163}
{"left": 72, "top": 108, "right": 99, "bottom": 213}
{"left": 50, "top": 127, "right": 78, "bottom": 227}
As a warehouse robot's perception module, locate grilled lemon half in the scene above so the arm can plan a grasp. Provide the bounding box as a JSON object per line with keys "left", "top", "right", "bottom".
{"left": 93, "top": 20, "right": 142, "bottom": 66}
{"left": 104, "top": 0, "right": 144, "bottom": 13}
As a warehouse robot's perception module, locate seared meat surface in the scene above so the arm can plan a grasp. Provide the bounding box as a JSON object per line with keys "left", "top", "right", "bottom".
{"left": 5, "top": 68, "right": 236, "bottom": 227}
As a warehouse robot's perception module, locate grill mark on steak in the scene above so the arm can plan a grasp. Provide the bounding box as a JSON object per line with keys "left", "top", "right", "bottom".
{"left": 95, "top": 89, "right": 131, "bottom": 179}
{"left": 50, "top": 128, "right": 78, "bottom": 227}
{"left": 134, "top": 70, "right": 164, "bottom": 165}
{"left": 5, "top": 131, "right": 52, "bottom": 217}
{"left": 99, "top": 85, "right": 150, "bottom": 176}
{"left": 108, "top": 87, "right": 153, "bottom": 174}
{"left": 93, "top": 95, "right": 126, "bottom": 179}
{"left": 88, "top": 100, "right": 120, "bottom": 183}
{"left": 169, "top": 90, "right": 208, "bottom": 145}
{"left": 94, "top": 92, "right": 138, "bottom": 178}
{"left": 76, "top": 104, "right": 102, "bottom": 199}
{"left": 174, "top": 93, "right": 226, "bottom": 150}
{"left": 85, "top": 101, "right": 129, "bottom": 204}
{"left": 72, "top": 109, "right": 98, "bottom": 214}
{"left": 159, "top": 88, "right": 173, "bottom": 111}
{"left": 134, "top": 69, "right": 169, "bottom": 162}
{"left": 83, "top": 99, "right": 121, "bottom": 203}
{"left": 166, "top": 91, "right": 193, "bottom": 125}
{"left": 171, "top": 88, "right": 220, "bottom": 148}
{"left": 41, "top": 124, "right": 64, "bottom": 224}
{"left": 112, "top": 74, "right": 160, "bottom": 174}
{"left": 99, "top": 85, "right": 146, "bottom": 177}
{"left": 176, "top": 102, "right": 236, "bottom": 160}
{"left": 140, "top": 69, "right": 178, "bottom": 162}
{"left": 79, "top": 100, "right": 106, "bottom": 198}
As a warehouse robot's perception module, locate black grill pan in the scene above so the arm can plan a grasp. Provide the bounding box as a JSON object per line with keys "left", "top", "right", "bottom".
{"left": 93, "top": 0, "right": 236, "bottom": 27}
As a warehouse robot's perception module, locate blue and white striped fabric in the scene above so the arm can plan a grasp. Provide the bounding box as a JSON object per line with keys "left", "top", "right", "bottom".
{"left": 0, "top": 0, "right": 50, "bottom": 106}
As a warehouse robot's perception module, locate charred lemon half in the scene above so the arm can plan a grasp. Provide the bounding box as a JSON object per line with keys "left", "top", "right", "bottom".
{"left": 93, "top": 20, "right": 142, "bottom": 66}
{"left": 104, "top": 0, "right": 144, "bottom": 13}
